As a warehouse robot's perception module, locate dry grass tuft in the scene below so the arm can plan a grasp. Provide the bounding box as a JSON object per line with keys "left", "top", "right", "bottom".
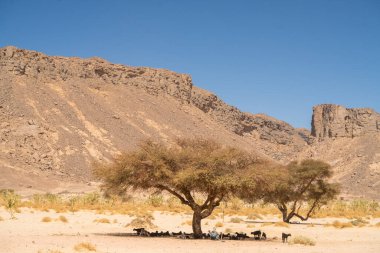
{"left": 331, "top": 220, "right": 353, "bottom": 229}
{"left": 181, "top": 220, "right": 192, "bottom": 226}
{"left": 74, "top": 242, "right": 97, "bottom": 252}
{"left": 275, "top": 222, "right": 290, "bottom": 228}
{"left": 289, "top": 236, "right": 316, "bottom": 246}
{"left": 215, "top": 221, "right": 224, "bottom": 227}
{"left": 230, "top": 217, "right": 243, "bottom": 223}
{"left": 224, "top": 228, "right": 233, "bottom": 233}
{"left": 58, "top": 215, "right": 68, "bottom": 223}
{"left": 37, "top": 249, "right": 64, "bottom": 253}
{"left": 127, "top": 213, "right": 156, "bottom": 229}
{"left": 374, "top": 222, "right": 380, "bottom": 228}
{"left": 93, "top": 218, "right": 110, "bottom": 223}
{"left": 41, "top": 216, "right": 52, "bottom": 222}
{"left": 246, "top": 224, "right": 255, "bottom": 228}
{"left": 246, "top": 213, "right": 263, "bottom": 220}
{"left": 0, "top": 216, "right": 3, "bottom": 221}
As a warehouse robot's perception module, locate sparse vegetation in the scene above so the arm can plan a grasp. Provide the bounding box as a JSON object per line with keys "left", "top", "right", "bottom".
{"left": 230, "top": 217, "right": 243, "bottom": 223}
{"left": 224, "top": 228, "right": 233, "bottom": 233}
{"left": 0, "top": 189, "right": 20, "bottom": 219}
{"left": 58, "top": 215, "right": 68, "bottom": 223}
{"left": 289, "top": 235, "right": 316, "bottom": 246}
{"left": 41, "top": 217, "right": 52, "bottom": 222}
{"left": 74, "top": 242, "right": 97, "bottom": 252}
{"left": 93, "top": 218, "right": 110, "bottom": 223}
{"left": 274, "top": 221, "right": 290, "bottom": 227}
{"left": 215, "top": 221, "right": 224, "bottom": 227}
{"left": 330, "top": 220, "right": 354, "bottom": 229}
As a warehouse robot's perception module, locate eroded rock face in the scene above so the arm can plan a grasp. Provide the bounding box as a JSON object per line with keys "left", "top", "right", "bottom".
{"left": 311, "top": 104, "right": 380, "bottom": 140}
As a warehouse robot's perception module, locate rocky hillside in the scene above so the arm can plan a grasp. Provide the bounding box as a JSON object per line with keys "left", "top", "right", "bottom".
{"left": 0, "top": 46, "right": 379, "bottom": 199}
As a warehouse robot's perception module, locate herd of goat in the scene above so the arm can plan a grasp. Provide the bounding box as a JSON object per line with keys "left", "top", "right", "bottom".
{"left": 133, "top": 228, "right": 292, "bottom": 243}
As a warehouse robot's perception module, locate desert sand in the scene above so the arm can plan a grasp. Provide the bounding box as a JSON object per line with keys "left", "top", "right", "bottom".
{"left": 1, "top": 207, "right": 380, "bottom": 253}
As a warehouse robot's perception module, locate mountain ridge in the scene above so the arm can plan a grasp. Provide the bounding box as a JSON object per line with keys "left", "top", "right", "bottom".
{"left": 1, "top": 46, "right": 379, "bottom": 199}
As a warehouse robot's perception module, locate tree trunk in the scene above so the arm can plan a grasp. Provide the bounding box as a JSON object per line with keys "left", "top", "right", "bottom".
{"left": 192, "top": 211, "right": 203, "bottom": 238}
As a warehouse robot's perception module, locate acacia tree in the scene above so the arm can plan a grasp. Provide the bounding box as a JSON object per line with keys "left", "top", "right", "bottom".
{"left": 262, "top": 159, "right": 339, "bottom": 223}
{"left": 94, "top": 138, "right": 262, "bottom": 237}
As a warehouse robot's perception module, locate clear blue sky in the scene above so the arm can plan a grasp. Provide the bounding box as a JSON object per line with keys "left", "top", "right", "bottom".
{"left": 1, "top": 0, "right": 379, "bottom": 129}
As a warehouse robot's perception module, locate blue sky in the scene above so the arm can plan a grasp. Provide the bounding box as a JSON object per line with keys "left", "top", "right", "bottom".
{"left": 1, "top": 0, "right": 379, "bottom": 129}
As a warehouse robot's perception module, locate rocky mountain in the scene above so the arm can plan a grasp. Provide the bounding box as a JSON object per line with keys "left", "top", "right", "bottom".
{"left": 0, "top": 46, "right": 379, "bottom": 199}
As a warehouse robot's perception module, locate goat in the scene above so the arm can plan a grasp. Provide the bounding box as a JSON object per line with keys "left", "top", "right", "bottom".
{"left": 261, "top": 232, "right": 267, "bottom": 240}
{"left": 282, "top": 233, "right": 291, "bottom": 243}
{"left": 235, "top": 232, "right": 249, "bottom": 240}
{"left": 133, "top": 228, "right": 150, "bottom": 236}
{"left": 251, "top": 230, "right": 261, "bottom": 240}
{"left": 220, "top": 233, "right": 231, "bottom": 240}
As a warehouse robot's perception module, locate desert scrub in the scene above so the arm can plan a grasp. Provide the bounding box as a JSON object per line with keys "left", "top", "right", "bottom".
{"left": 41, "top": 217, "right": 52, "bottom": 222}
{"left": 215, "top": 221, "right": 224, "bottom": 227}
{"left": 224, "top": 228, "right": 233, "bottom": 233}
{"left": 146, "top": 194, "right": 164, "bottom": 207}
{"left": 275, "top": 222, "right": 290, "bottom": 228}
{"left": 331, "top": 220, "right": 353, "bottom": 229}
{"left": 127, "top": 213, "right": 156, "bottom": 229}
{"left": 230, "top": 217, "right": 243, "bottom": 223}
{"left": 289, "top": 236, "right": 316, "bottom": 246}
{"left": 93, "top": 218, "right": 110, "bottom": 223}
{"left": 58, "top": 215, "right": 68, "bottom": 223}
{"left": 181, "top": 220, "right": 192, "bottom": 226}
{"left": 246, "top": 213, "right": 263, "bottom": 220}
{"left": 0, "top": 189, "right": 20, "bottom": 219}
{"left": 74, "top": 242, "right": 97, "bottom": 252}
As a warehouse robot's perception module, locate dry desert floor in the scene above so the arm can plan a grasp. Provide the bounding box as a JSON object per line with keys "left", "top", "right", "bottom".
{"left": 1, "top": 207, "right": 380, "bottom": 253}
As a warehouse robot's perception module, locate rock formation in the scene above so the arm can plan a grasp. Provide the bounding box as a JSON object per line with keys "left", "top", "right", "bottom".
{"left": 0, "top": 46, "right": 379, "bottom": 199}
{"left": 311, "top": 104, "right": 380, "bottom": 140}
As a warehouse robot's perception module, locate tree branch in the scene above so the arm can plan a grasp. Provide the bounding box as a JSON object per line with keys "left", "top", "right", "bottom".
{"left": 156, "top": 184, "right": 190, "bottom": 206}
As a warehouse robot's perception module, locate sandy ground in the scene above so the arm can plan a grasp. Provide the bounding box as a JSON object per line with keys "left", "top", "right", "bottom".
{"left": 1, "top": 207, "right": 380, "bottom": 253}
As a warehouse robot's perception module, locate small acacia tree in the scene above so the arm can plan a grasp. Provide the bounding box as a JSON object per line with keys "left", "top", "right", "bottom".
{"left": 262, "top": 159, "right": 339, "bottom": 223}
{"left": 94, "top": 138, "right": 262, "bottom": 237}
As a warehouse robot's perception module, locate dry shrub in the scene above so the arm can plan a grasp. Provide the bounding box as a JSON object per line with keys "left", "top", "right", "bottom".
{"left": 181, "top": 220, "right": 192, "bottom": 226}
{"left": 127, "top": 213, "right": 156, "bottom": 229}
{"left": 307, "top": 224, "right": 315, "bottom": 227}
{"left": 246, "top": 224, "right": 255, "bottom": 228}
{"left": 74, "top": 242, "right": 97, "bottom": 252}
{"left": 41, "top": 217, "right": 52, "bottom": 222}
{"left": 350, "top": 218, "right": 368, "bottom": 227}
{"left": 260, "top": 222, "right": 272, "bottom": 227}
{"left": 37, "top": 249, "right": 64, "bottom": 253}
{"left": 224, "top": 228, "right": 233, "bottom": 233}
{"left": 93, "top": 218, "right": 110, "bottom": 223}
{"left": 246, "top": 213, "right": 263, "bottom": 220}
{"left": 275, "top": 222, "right": 290, "bottom": 228}
{"left": 230, "top": 217, "right": 243, "bottom": 223}
{"left": 113, "top": 219, "right": 118, "bottom": 223}
{"left": 58, "top": 215, "right": 68, "bottom": 223}
{"left": 0, "top": 216, "right": 3, "bottom": 221}
{"left": 331, "top": 220, "right": 353, "bottom": 229}
{"left": 289, "top": 236, "right": 316, "bottom": 246}
{"left": 374, "top": 222, "right": 380, "bottom": 228}
{"left": 215, "top": 221, "right": 224, "bottom": 227}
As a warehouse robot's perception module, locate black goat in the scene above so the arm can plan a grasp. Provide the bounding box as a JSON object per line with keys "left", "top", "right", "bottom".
{"left": 235, "top": 232, "right": 250, "bottom": 240}
{"left": 251, "top": 230, "right": 261, "bottom": 240}
{"left": 282, "top": 233, "right": 291, "bottom": 243}
{"left": 133, "top": 228, "right": 150, "bottom": 236}
{"left": 261, "top": 232, "right": 267, "bottom": 240}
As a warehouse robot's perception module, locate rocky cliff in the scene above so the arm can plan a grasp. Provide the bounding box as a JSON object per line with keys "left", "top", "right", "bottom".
{"left": 311, "top": 104, "right": 380, "bottom": 140}
{"left": 0, "top": 46, "right": 379, "bottom": 199}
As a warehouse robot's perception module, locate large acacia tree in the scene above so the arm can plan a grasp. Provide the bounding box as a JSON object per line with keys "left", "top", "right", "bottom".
{"left": 261, "top": 159, "right": 340, "bottom": 223}
{"left": 94, "top": 138, "right": 263, "bottom": 237}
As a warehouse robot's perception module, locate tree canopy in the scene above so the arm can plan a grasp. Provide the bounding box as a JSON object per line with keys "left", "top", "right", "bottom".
{"left": 94, "top": 138, "right": 264, "bottom": 237}
{"left": 259, "top": 159, "right": 340, "bottom": 222}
